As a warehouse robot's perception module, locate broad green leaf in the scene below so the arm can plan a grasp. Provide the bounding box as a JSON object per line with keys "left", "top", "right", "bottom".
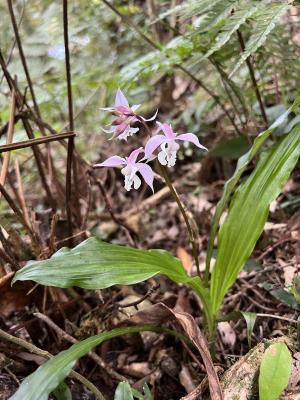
{"left": 205, "top": 99, "right": 300, "bottom": 280}
{"left": 210, "top": 124, "right": 300, "bottom": 316}
{"left": 230, "top": 2, "right": 290, "bottom": 77}
{"left": 9, "top": 325, "right": 168, "bottom": 400}
{"left": 13, "top": 237, "right": 188, "bottom": 289}
{"left": 12, "top": 237, "right": 213, "bottom": 332}
{"left": 259, "top": 342, "right": 292, "bottom": 400}
{"left": 114, "top": 382, "right": 134, "bottom": 400}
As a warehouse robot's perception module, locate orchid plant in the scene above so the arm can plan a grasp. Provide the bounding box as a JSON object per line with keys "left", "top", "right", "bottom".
{"left": 95, "top": 88, "right": 207, "bottom": 191}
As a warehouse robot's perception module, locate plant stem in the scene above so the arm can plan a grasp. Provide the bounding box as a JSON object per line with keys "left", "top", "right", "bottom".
{"left": 237, "top": 30, "right": 268, "bottom": 128}
{"left": 158, "top": 165, "right": 201, "bottom": 279}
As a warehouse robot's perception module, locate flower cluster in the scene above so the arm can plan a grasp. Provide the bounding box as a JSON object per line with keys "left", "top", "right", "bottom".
{"left": 94, "top": 89, "right": 207, "bottom": 192}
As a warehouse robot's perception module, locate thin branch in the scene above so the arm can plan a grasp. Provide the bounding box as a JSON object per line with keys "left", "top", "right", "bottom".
{"left": 0, "top": 132, "right": 76, "bottom": 153}
{"left": 101, "top": 0, "right": 241, "bottom": 135}
{"left": 0, "top": 50, "right": 56, "bottom": 207}
{"left": 0, "top": 327, "right": 106, "bottom": 400}
{"left": 14, "top": 158, "right": 31, "bottom": 228}
{"left": 256, "top": 313, "right": 298, "bottom": 324}
{"left": 6, "top": 0, "right": 47, "bottom": 136}
{"left": 237, "top": 30, "right": 268, "bottom": 128}
{"left": 63, "top": 0, "right": 77, "bottom": 245}
{"left": 0, "top": 86, "right": 16, "bottom": 186}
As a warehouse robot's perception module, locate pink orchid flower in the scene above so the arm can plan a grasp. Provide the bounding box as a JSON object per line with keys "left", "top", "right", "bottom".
{"left": 101, "top": 89, "right": 157, "bottom": 140}
{"left": 145, "top": 122, "right": 207, "bottom": 167}
{"left": 94, "top": 147, "right": 154, "bottom": 192}
{"left": 102, "top": 114, "right": 139, "bottom": 141}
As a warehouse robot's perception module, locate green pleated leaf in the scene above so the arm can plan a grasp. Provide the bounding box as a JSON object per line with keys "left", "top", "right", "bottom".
{"left": 9, "top": 325, "right": 164, "bottom": 400}
{"left": 259, "top": 342, "right": 292, "bottom": 400}
{"left": 206, "top": 99, "right": 300, "bottom": 276}
{"left": 210, "top": 123, "right": 300, "bottom": 316}
{"left": 12, "top": 237, "right": 212, "bottom": 331}
{"left": 13, "top": 237, "right": 188, "bottom": 289}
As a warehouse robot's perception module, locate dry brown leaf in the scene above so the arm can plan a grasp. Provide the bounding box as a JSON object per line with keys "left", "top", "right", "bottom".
{"left": 284, "top": 266, "right": 297, "bottom": 285}
{"left": 217, "top": 322, "right": 236, "bottom": 348}
{"left": 176, "top": 247, "right": 193, "bottom": 273}
{"left": 129, "top": 302, "right": 223, "bottom": 400}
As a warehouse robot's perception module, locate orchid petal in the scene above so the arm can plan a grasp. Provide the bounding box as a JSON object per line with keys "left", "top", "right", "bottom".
{"left": 144, "top": 135, "right": 167, "bottom": 157}
{"left": 156, "top": 122, "right": 175, "bottom": 138}
{"left": 140, "top": 109, "right": 158, "bottom": 122}
{"left": 127, "top": 147, "right": 144, "bottom": 164}
{"left": 176, "top": 133, "right": 208, "bottom": 150}
{"left": 100, "top": 107, "right": 115, "bottom": 112}
{"left": 136, "top": 163, "right": 154, "bottom": 192}
{"left": 94, "top": 156, "right": 126, "bottom": 168}
{"left": 115, "top": 88, "right": 129, "bottom": 108}
{"left": 131, "top": 104, "right": 141, "bottom": 112}
{"left": 101, "top": 126, "right": 115, "bottom": 134}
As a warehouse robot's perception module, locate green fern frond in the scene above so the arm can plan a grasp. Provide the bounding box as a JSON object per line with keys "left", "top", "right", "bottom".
{"left": 157, "top": 0, "right": 226, "bottom": 22}
{"left": 229, "top": 1, "right": 290, "bottom": 77}
{"left": 202, "top": 0, "right": 264, "bottom": 60}
{"left": 195, "top": 0, "right": 238, "bottom": 33}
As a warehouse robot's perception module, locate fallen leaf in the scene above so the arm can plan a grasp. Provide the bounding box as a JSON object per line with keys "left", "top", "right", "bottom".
{"left": 129, "top": 303, "right": 223, "bottom": 400}
{"left": 217, "top": 322, "right": 236, "bottom": 348}
{"left": 177, "top": 247, "right": 193, "bottom": 273}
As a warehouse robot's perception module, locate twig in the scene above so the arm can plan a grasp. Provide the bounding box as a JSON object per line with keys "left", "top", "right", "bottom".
{"left": 256, "top": 313, "right": 298, "bottom": 324}
{"left": 63, "top": 0, "right": 78, "bottom": 245}
{"left": 0, "top": 86, "right": 16, "bottom": 186}
{"left": 0, "top": 50, "right": 56, "bottom": 207}
{"left": 34, "top": 312, "right": 127, "bottom": 382}
{"left": 118, "top": 284, "right": 159, "bottom": 309}
{"left": 101, "top": 0, "right": 241, "bottom": 135}
{"left": 14, "top": 158, "right": 31, "bottom": 228}
{"left": 237, "top": 30, "right": 268, "bottom": 127}
{"left": 0, "top": 327, "right": 106, "bottom": 400}
{"left": 0, "top": 132, "right": 76, "bottom": 153}
{"left": 257, "top": 236, "right": 300, "bottom": 261}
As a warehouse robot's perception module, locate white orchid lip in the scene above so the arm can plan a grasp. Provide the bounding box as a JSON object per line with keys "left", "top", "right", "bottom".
{"left": 144, "top": 121, "right": 207, "bottom": 167}
{"left": 93, "top": 147, "right": 154, "bottom": 192}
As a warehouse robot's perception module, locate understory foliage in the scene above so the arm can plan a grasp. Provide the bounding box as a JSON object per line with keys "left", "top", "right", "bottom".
{"left": 0, "top": 0, "right": 300, "bottom": 399}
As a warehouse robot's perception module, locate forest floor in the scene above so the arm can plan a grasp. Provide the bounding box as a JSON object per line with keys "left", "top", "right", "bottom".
{"left": 1, "top": 127, "right": 299, "bottom": 399}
